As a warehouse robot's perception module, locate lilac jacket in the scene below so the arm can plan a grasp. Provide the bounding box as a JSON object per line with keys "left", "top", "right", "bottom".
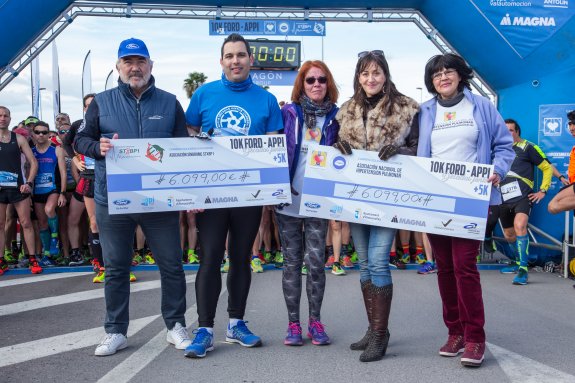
{"left": 281, "top": 103, "right": 340, "bottom": 182}
{"left": 418, "top": 88, "right": 514, "bottom": 205}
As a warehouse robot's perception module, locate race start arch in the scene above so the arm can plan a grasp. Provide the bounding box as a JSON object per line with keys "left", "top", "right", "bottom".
{"left": 1, "top": 0, "right": 574, "bottom": 245}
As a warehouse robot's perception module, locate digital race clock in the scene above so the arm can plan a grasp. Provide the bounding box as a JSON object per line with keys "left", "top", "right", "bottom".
{"left": 246, "top": 39, "right": 301, "bottom": 70}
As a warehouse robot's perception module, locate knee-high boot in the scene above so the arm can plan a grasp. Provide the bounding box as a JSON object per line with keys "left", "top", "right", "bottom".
{"left": 360, "top": 283, "right": 392, "bottom": 362}
{"left": 350, "top": 280, "right": 374, "bottom": 350}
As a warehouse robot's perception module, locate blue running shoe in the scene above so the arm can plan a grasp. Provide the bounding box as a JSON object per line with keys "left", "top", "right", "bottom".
{"left": 226, "top": 320, "right": 262, "bottom": 347}
{"left": 49, "top": 238, "right": 59, "bottom": 256}
{"left": 184, "top": 328, "right": 214, "bottom": 358}
{"left": 500, "top": 264, "right": 519, "bottom": 274}
{"left": 512, "top": 268, "right": 528, "bottom": 285}
{"left": 307, "top": 319, "right": 330, "bottom": 346}
{"left": 284, "top": 322, "right": 303, "bottom": 346}
{"left": 417, "top": 261, "right": 437, "bottom": 275}
{"left": 38, "top": 255, "right": 56, "bottom": 268}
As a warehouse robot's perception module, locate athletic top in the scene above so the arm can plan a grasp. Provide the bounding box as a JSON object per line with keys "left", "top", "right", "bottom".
{"left": 186, "top": 80, "right": 283, "bottom": 136}
{"left": 499, "top": 139, "right": 552, "bottom": 203}
{"left": 33, "top": 145, "right": 58, "bottom": 195}
{"left": 0, "top": 132, "right": 24, "bottom": 188}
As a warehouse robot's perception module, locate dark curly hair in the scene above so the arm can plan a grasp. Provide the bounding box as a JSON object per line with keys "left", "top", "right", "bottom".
{"left": 424, "top": 53, "right": 473, "bottom": 96}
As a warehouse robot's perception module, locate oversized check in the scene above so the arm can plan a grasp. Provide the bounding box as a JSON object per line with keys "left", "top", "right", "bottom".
{"left": 299, "top": 145, "right": 493, "bottom": 240}
{"left": 105, "top": 135, "right": 291, "bottom": 214}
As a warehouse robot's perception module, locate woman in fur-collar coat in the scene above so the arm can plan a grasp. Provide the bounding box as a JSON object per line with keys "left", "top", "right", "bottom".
{"left": 334, "top": 50, "right": 419, "bottom": 363}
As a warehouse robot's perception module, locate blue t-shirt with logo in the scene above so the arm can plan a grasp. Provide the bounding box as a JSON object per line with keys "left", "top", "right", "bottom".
{"left": 185, "top": 80, "right": 283, "bottom": 136}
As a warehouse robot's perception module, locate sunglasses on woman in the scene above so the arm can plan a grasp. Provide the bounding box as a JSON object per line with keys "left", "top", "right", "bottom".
{"left": 59, "top": 129, "right": 70, "bottom": 134}
{"left": 357, "top": 50, "right": 384, "bottom": 58}
{"left": 305, "top": 76, "right": 327, "bottom": 85}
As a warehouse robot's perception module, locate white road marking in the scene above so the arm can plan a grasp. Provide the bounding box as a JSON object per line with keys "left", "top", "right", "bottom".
{"left": 0, "top": 272, "right": 93, "bottom": 288}
{"left": 0, "top": 314, "right": 159, "bottom": 368}
{"left": 98, "top": 279, "right": 228, "bottom": 383}
{"left": 0, "top": 274, "right": 196, "bottom": 317}
{"left": 488, "top": 342, "right": 575, "bottom": 383}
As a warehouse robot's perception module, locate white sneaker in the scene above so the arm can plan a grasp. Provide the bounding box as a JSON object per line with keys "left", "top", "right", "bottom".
{"left": 166, "top": 322, "right": 191, "bottom": 349}
{"left": 94, "top": 333, "right": 128, "bottom": 356}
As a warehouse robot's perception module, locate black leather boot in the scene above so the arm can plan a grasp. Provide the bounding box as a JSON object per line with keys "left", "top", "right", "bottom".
{"left": 360, "top": 284, "right": 392, "bottom": 362}
{"left": 350, "top": 280, "right": 374, "bottom": 350}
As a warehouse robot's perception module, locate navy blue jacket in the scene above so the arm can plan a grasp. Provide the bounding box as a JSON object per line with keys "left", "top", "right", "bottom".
{"left": 75, "top": 76, "right": 188, "bottom": 205}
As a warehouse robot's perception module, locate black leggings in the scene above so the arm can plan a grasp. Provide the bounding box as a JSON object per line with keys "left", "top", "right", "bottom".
{"left": 485, "top": 204, "right": 500, "bottom": 238}
{"left": 195, "top": 206, "right": 262, "bottom": 327}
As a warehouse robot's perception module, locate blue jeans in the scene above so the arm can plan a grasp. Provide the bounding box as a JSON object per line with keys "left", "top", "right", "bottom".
{"left": 96, "top": 204, "right": 186, "bottom": 335}
{"left": 350, "top": 223, "right": 395, "bottom": 287}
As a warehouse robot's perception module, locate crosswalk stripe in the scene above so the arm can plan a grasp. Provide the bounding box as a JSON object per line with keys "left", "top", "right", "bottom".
{"left": 488, "top": 342, "right": 575, "bottom": 382}
{"left": 0, "top": 272, "right": 93, "bottom": 288}
{"left": 98, "top": 281, "right": 227, "bottom": 383}
{"left": 0, "top": 274, "right": 196, "bottom": 317}
{"left": 0, "top": 314, "right": 159, "bottom": 368}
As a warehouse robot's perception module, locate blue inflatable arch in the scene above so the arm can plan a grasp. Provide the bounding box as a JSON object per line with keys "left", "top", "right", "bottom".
{"left": 1, "top": 0, "right": 574, "bottom": 245}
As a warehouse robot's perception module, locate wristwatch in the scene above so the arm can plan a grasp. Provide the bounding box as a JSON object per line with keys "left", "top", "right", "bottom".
{"left": 539, "top": 189, "right": 547, "bottom": 194}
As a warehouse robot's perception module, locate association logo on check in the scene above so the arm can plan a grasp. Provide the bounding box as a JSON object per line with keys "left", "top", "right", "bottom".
{"left": 442, "top": 219, "right": 452, "bottom": 227}
{"left": 251, "top": 190, "right": 261, "bottom": 198}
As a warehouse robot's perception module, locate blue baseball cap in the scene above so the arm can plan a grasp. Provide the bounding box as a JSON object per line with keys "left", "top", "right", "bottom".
{"left": 118, "top": 38, "right": 150, "bottom": 59}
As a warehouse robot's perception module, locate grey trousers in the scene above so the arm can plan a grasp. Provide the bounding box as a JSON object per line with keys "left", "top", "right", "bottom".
{"left": 276, "top": 213, "right": 328, "bottom": 323}
{"left": 96, "top": 203, "right": 186, "bottom": 335}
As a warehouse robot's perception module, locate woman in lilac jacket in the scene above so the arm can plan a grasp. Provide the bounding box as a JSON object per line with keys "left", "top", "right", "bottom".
{"left": 418, "top": 53, "right": 514, "bottom": 368}
{"left": 276, "top": 60, "right": 339, "bottom": 347}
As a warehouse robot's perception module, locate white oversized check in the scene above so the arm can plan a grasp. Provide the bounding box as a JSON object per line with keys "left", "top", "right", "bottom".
{"left": 299, "top": 145, "right": 493, "bottom": 240}
{"left": 105, "top": 135, "right": 291, "bottom": 214}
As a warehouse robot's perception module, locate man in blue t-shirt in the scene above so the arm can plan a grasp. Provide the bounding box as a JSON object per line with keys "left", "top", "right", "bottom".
{"left": 184, "top": 33, "right": 282, "bottom": 359}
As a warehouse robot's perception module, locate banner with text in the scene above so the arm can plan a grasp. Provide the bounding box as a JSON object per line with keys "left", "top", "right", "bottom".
{"left": 299, "top": 146, "right": 493, "bottom": 240}
{"left": 471, "top": 0, "right": 574, "bottom": 58}
{"left": 209, "top": 19, "right": 325, "bottom": 36}
{"left": 106, "top": 135, "right": 291, "bottom": 214}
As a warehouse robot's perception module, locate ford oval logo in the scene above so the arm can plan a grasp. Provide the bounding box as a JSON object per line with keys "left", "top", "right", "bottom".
{"left": 332, "top": 156, "right": 347, "bottom": 170}
{"left": 305, "top": 202, "right": 321, "bottom": 209}
{"left": 113, "top": 199, "right": 131, "bottom": 206}
{"left": 126, "top": 43, "right": 140, "bottom": 49}
{"left": 464, "top": 223, "right": 477, "bottom": 229}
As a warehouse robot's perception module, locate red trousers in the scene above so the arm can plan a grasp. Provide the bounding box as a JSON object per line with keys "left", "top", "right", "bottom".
{"left": 428, "top": 234, "right": 485, "bottom": 343}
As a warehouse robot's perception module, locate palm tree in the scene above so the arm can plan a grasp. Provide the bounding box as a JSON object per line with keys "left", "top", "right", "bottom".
{"left": 183, "top": 72, "right": 207, "bottom": 99}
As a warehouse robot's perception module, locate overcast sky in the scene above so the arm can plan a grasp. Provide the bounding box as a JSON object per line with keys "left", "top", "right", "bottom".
{"left": 0, "top": 16, "right": 440, "bottom": 125}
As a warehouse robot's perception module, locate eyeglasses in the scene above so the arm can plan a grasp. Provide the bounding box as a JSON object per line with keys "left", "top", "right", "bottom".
{"left": 305, "top": 76, "right": 327, "bottom": 85}
{"left": 59, "top": 129, "right": 69, "bottom": 134}
{"left": 34, "top": 130, "right": 49, "bottom": 135}
{"left": 358, "top": 50, "right": 384, "bottom": 58}
{"left": 432, "top": 69, "right": 458, "bottom": 81}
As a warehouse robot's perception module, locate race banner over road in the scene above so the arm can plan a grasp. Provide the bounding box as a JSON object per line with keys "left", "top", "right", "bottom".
{"left": 105, "top": 135, "right": 291, "bottom": 214}
{"left": 299, "top": 146, "right": 493, "bottom": 240}
{"left": 209, "top": 19, "right": 326, "bottom": 36}
{"left": 471, "top": 0, "right": 575, "bottom": 58}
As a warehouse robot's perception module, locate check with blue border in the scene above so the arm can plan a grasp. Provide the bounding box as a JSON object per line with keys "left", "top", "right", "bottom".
{"left": 299, "top": 145, "right": 493, "bottom": 240}
{"left": 105, "top": 135, "right": 291, "bottom": 214}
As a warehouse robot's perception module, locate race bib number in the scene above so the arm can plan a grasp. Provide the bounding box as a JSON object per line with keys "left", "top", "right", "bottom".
{"left": 500, "top": 180, "right": 522, "bottom": 202}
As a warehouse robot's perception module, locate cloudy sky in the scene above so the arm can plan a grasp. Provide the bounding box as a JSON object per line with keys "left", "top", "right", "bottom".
{"left": 0, "top": 16, "right": 441, "bottom": 125}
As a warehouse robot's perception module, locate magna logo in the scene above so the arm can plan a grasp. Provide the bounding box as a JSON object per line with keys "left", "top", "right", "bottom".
{"left": 391, "top": 215, "right": 426, "bottom": 227}
{"left": 113, "top": 199, "right": 131, "bottom": 206}
{"left": 207, "top": 196, "right": 239, "bottom": 204}
{"left": 304, "top": 202, "right": 321, "bottom": 209}
{"left": 500, "top": 13, "right": 556, "bottom": 27}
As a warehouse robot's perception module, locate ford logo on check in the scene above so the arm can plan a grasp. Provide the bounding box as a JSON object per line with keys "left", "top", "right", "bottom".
{"left": 332, "top": 156, "right": 347, "bottom": 170}
{"left": 113, "top": 199, "right": 131, "bottom": 206}
{"left": 305, "top": 202, "right": 321, "bottom": 209}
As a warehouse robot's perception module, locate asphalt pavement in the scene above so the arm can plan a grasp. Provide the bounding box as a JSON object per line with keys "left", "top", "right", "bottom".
{"left": 1, "top": 262, "right": 574, "bottom": 383}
